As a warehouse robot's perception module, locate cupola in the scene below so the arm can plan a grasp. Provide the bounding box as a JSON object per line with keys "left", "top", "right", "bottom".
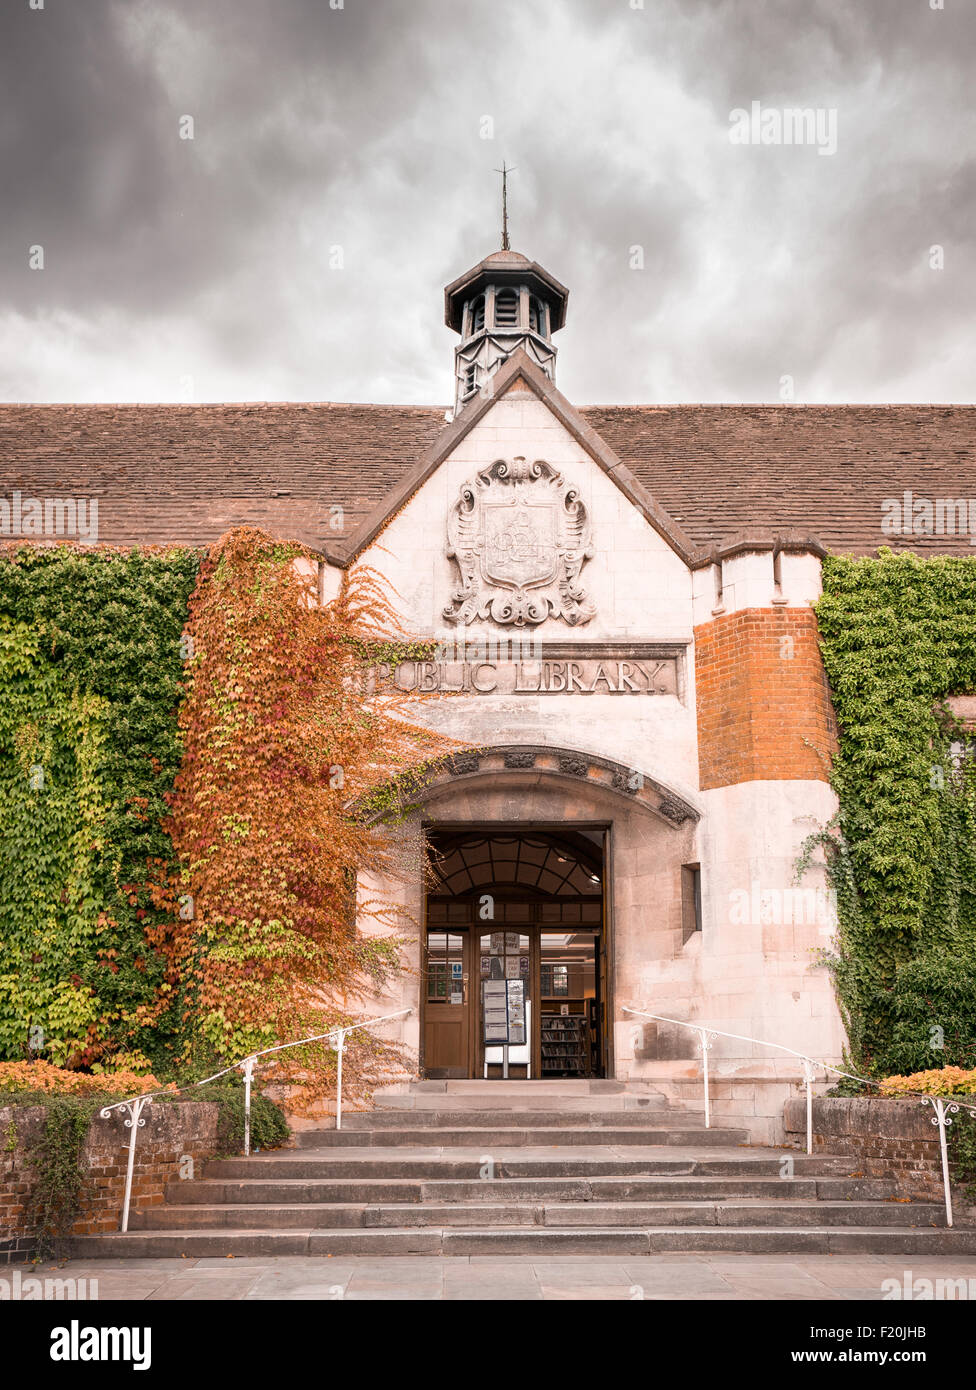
{"left": 444, "top": 248, "right": 568, "bottom": 413}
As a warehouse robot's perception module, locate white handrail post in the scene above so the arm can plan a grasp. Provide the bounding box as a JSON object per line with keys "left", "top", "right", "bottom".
{"left": 334, "top": 1030, "right": 346, "bottom": 1130}
{"left": 101, "top": 1094, "right": 151, "bottom": 1234}
{"left": 923, "top": 1097, "right": 958, "bottom": 1229}
{"left": 94, "top": 1006, "right": 415, "bottom": 1231}
{"left": 801, "top": 1058, "right": 815, "bottom": 1156}
{"left": 619, "top": 1006, "right": 976, "bottom": 1213}
{"left": 696, "top": 1027, "right": 712, "bottom": 1129}
{"left": 239, "top": 1056, "right": 257, "bottom": 1157}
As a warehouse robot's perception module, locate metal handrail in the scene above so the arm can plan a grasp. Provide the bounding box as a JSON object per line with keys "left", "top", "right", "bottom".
{"left": 98, "top": 1006, "right": 413, "bottom": 1232}
{"left": 622, "top": 1005, "right": 976, "bottom": 1228}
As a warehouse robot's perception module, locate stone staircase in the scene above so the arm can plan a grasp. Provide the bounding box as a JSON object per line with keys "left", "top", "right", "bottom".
{"left": 72, "top": 1081, "right": 976, "bottom": 1257}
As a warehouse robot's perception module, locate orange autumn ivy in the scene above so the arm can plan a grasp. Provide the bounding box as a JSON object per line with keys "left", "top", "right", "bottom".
{"left": 164, "top": 528, "right": 451, "bottom": 1111}
{"left": 0, "top": 1059, "right": 174, "bottom": 1096}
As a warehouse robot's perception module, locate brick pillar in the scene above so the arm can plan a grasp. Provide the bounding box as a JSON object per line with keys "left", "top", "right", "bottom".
{"left": 695, "top": 605, "right": 837, "bottom": 790}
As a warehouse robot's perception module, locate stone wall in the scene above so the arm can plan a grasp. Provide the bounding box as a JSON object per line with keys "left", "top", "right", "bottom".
{"left": 784, "top": 1095, "right": 976, "bottom": 1207}
{"left": 0, "top": 1100, "right": 219, "bottom": 1263}
{"left": 339, "top": 381, "right": 847, "bottom": 1101}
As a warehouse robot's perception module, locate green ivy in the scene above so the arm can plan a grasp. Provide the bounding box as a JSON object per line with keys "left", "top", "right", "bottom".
{"left": 10, "top": 1083, "right": 289, "bottom": 1258}
{"left": 0, "top": 547, "right": 200, "bottom": 1072}
{"left": 189, "top": 1076, "right": 290, "bottom": 1155}
{"left": 948, "top": 1110, "right": 976, "bottom": 1198}
{"left": 814, "top": 550, "right": 976, "bottom": 1076}
{"left": 0, "top": 623, "right": 108, "bottom": 1062}
{"left": 22, "top": 1092, "right": 105, "bottom": 1260}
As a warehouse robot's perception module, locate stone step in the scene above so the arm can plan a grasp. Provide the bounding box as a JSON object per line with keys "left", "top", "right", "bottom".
{"left": 372, "top": 1093, "right": 671, "bottom": 1112}
{"left": 315, "top": 1108, "right": 683, "bottom": 1132}
{"left": 166, "top": 1174, "right": 900, "bottom": 1205}
{"left": 131, "top": 1199, "right": 948, "bottom": 1232}
{"left": 202, "top": 1150, "right": 859, "bottom": 1181}
{"left": 292, "top": 1125, "right": 748, "bottom": 1148}
{"left": 403, "top": 1080, "right": 630, "bottom": 1094}
{"left": 71, "top": 1225, "right": 976, "bottom": 1259}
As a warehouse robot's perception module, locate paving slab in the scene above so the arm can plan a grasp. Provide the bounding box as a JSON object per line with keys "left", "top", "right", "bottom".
{"left": 14, "top": 1252, "right": 976, "bottom": 1300}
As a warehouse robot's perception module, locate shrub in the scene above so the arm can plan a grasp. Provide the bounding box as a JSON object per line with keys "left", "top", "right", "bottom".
{"left": 191, "top": 1076, "right": 290, "bottom": 1154}
{"left": 879, "top": 1066, "right": 976, "bottom": 1097}
{"left": 0, "top": 1059, "right": 171, "bottom": 1096}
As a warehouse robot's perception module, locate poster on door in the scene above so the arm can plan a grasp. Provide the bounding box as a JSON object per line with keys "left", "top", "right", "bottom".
{"left": 506, "top": 978, "right": 526, "bottom": 1046}
{"left": 482, "top": 979, "right": 508, "bottom": 1043}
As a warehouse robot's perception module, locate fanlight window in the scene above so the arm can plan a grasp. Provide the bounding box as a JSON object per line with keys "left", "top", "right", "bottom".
{"left": 427, "top": 832, "right": 603, "bottom": 899}
{"left": 494, "top": 289, "right": 519, "bottom": 329}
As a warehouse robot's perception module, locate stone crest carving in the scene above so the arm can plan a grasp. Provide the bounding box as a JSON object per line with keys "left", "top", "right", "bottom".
{"left": 443, "top": 457, "right": 595, "bottom": 627}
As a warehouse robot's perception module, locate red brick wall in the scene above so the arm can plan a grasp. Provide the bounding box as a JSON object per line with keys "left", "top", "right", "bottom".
{"left": 695, "top": 608, "right": 837, "bottom": 790}
{"left": 1, "top": 1101, "right": 219, "bottom": 1261}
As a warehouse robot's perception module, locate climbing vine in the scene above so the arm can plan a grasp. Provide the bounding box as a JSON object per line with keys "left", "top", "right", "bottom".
{"left": 166, "top": 528, "right": 450, "bottom": 1109}
{"left": 0, "top": 532, "right": 452, "bottom": 1115}
{"left": 813, "top": 550, "right": 976, "bottom": 1077}
{"left": 0, "top": 546, "right": 200, "bottom": 1073}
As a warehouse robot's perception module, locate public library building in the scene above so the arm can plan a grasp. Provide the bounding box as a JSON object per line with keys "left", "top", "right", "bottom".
{"left": 5, "top": 242, "right": 972, "bottom": 1140}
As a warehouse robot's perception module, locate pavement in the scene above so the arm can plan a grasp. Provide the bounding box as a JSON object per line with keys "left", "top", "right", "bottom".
{"left": 11, "top": 1253, "right": 976, "bottom": 1300}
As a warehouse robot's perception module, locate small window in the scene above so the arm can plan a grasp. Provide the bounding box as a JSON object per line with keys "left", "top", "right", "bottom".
{"left": 462, "top": 363, "right": 477, "bottom": 398}
{"left": 529, "top": 296, "right": 545, "bottom": 334}
{"left": 541, "top": 963, "right": 569, "bottom": 997}
{"left": 470, "top": 295, "right": 485, "bottom": 334}
{"left": 494, "top": 289, "right": 519, "bottom": 328}
{"left": 681, "top": 864, "right": 702, "bottom": 945}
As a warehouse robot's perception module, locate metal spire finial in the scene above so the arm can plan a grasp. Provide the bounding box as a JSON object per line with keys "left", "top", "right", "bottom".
{"left": 494, "top": 161, "right": 516, "bottom": 250}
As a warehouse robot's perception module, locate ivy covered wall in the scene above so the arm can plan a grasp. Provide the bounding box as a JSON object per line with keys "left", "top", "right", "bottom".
{"left": 0, "top": 547, "right": 200, "bottom": 1072}
{"left": 0, "top": 535, "right": 442, "bottom": 1105}
{"left": 816, "top": 550, "right": 976, "bottom": 1076}
{"left": 4, "top": 540, "right": 976, "bottom": 1093}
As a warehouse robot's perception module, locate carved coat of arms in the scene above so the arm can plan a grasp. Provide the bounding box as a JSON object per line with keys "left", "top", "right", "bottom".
{"left": 443, "top": 457, "right": 595, "bottom": 627}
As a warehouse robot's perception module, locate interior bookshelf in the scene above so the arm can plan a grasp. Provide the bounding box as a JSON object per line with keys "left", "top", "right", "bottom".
{"left": 540, "top": 1012, "right": 589, "bottom": 1077}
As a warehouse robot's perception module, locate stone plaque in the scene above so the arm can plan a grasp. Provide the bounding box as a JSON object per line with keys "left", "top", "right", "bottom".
{"left": 374, "top": 654, "right": 678, "bottom": 696}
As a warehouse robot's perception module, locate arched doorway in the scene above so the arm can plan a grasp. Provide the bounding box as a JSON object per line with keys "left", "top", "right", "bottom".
{"left": 422, "top": 828, "right": 609, "bottom": 1079}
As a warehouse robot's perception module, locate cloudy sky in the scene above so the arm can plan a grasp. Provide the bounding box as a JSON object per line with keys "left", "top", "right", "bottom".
{"left": 1, "top": 0, "right": 973, "bottom": 405}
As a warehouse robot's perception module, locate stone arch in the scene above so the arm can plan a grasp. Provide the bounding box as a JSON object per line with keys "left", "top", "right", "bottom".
{"left": 353, "top": 744, "right": 702, "bottom": 1085}
{"left": 386, "top": 743, "right": 700, "bottom": 828}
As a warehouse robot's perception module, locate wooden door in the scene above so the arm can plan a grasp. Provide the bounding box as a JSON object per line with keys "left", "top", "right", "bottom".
{"left": 423, "top": 929, "right": 471, "bottom": 1078}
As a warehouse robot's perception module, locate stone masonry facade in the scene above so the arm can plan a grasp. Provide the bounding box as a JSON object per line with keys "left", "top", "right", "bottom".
{"left": 784, "top": 1096, "right": 976, "bottom": 1212}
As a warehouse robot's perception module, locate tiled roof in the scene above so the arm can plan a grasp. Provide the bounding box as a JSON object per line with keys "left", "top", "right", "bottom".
{"left": 583, "top": 404, "right": 976, "bottom": 558}
{"left": 0, "top": 400, "right": 973, "bottom": 558}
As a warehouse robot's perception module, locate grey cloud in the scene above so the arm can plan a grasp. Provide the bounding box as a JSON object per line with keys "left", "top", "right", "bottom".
{"left": 0, "top": 0, "right": 972, "bottom": 403}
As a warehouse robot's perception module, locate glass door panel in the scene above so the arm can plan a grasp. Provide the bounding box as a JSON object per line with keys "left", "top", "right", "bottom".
{"left": 480, "top": 931, "right": 531, "bottom": 1077}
